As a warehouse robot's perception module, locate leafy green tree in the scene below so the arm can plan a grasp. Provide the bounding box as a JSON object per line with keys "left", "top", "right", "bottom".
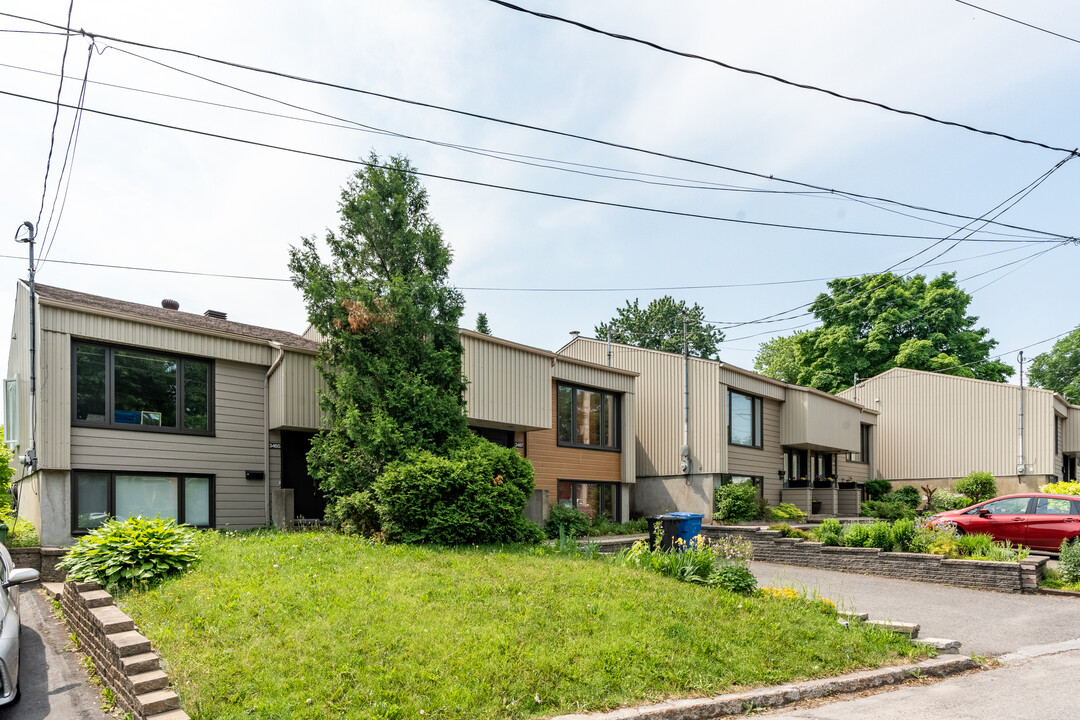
{"left": 288, "top": 154, "right": 469, "bottom": 527}
{"left": 779, "top": 272, "right": 1011, "bottom": 393}
{"left": 475, "top": 312, "right": 492, "bottom": 335}
{"left": 1029, "top": 326, "right": 1080, "bottom": 403}
{"left": 753, "top": 333, "right": 803, "bottom": 383}
{"left": 595, "top": 296, "right": 724, "bottom": 359}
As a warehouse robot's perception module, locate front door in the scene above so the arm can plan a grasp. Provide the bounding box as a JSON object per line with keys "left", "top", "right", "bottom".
{"left": 281, "top": 430, "right": 325, "bottom": 522}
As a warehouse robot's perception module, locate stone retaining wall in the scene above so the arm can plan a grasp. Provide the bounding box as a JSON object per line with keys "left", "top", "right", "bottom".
{"left": 8, "top": 547, "right": 66, "bottom": 581}
{"left": 61, "top": 580, "right": 188, "bottom": 720}
{"left": 704, "top": 525, "right": 1046, "bottom": 593}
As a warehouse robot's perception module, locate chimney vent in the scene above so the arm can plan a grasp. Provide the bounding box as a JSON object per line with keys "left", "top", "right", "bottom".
{"left": 161, "top": 299, "right": 180, "bottom": 311}
{"left": 204, "top": 309, "right": 227, "bottom": 320}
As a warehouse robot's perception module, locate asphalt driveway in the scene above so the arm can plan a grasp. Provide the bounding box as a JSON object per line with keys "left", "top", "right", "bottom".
{"left": 0, "top": 587, "right": 111, "bottom": 720}
{"left": 752, "top": 561, "right": 1080, "bottom": 657}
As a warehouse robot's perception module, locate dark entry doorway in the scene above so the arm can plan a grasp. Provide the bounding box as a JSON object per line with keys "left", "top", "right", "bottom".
{"left": 281, "top": 430, "right": 325, "bottom": 521}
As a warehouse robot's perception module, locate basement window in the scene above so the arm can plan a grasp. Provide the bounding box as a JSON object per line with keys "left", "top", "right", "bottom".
{"left": 72, "top": 470, "right": 214, "bottom": 532}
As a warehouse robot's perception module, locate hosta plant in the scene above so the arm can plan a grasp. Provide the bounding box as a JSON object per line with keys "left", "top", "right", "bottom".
{"left": 58, "top": 516, "right": 201, "bottom": 591}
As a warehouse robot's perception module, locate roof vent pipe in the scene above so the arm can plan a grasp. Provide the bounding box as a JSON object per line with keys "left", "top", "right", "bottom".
{"left": 161, "top": 299, "right": 180, "bottom": 310}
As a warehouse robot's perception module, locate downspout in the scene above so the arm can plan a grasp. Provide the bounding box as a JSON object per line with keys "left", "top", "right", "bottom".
{"left": 681, "top": 313, "right": 690, "bottom": 480}
{"left": 264, "top": 342, "right": 285, "bottom": 526}
{"left": 1018, "top": 351, "right": 1025, "bottom": 481}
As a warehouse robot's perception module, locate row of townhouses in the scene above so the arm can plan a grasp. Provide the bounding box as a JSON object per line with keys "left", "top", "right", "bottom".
{"left": 5, "top": 281, "right": 1078, "bottom": 546}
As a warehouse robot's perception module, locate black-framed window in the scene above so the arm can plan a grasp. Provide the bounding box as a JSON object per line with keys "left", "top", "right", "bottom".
{"left": 72, "top": 470, "right": 214, "bottom": 533}
{"left": 558, "top": 480, "right": 620, "bottom": 521}
{"left": 728, "top": 389, "right": 762, "bottom": 448}
{"left": 73, "top": 341, "right": 213, "bottom": 435}
{"left": 556, "top": 383, "right": 620, "bottom": 450}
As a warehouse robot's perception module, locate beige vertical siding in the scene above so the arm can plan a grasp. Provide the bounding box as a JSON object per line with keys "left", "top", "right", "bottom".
{"left": 69, "top": 360, "right": 269, "bottom": 529}
{"left": 38, "top": 330, "right": 71, "bottom": 470}
{"left": 461, "top": 333, "right": 551, "bottom": 431}
{"left": 5, "top": 283, "right": 32, "bottom": 481}
{"left": 840, "top": 369, "right": 1058, "bottom": 481}
{"left": 1066, "top": 407, "right": 1080, "bottom": 454}
{"left": 41, "top": 305, "right": 272, "bottom": 366}
{"left": 269, "top": 429, "right": 281, "bottom": 490}
{"left": 269, "top": 351, "right": 327, "bottom": 431}
{"left": 727, "top": 397, "right": 784, "bottom": 504}
{"left": 719, "top": 366, "right": 786, "bottom": 401}
{"left": 781, "top": 389, "right": 861, "bottom": 451}
{"left": 559, "top": 338, "right": 724, "bottom": 477}
{"left": 836, "top": 454, "right": 871, "bottom": 483}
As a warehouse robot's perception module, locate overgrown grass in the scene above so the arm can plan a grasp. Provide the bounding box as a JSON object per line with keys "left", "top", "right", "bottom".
{"left": 119, "top": 530, "right": 924, "bottom": 720}
{"left": 1040, "top": 568, "right": 1080, "bottom": 592}
{"left": 1, "top": 514, "right": 39, "bottom": 547}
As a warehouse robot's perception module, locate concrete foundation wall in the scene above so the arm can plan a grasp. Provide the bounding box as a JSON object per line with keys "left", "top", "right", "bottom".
{"left": 888, "top": 475, "right": 1053, "bottom": 499}
{"left": 632, "top": 474, "right": 717, "bottom": 521}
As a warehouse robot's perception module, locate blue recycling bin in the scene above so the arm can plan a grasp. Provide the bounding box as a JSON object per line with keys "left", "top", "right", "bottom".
{"left": 668, "top": 512, "right": 704, "bottom": 548}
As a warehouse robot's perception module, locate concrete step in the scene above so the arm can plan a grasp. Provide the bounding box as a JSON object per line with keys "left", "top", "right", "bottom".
{"left": 121, "top": 652, "right": 161, "bottom": 675}
{"left": 42, "top": 582, "right": 64, "bottom": 599}
{"left": 147, "top": 711, "right": 191, "bottom": 720}
{"left": 136, "top": 689, "right": 180, "bottom": 716}
{"left": 920, "top": 637, "right": 962, "bottom": 653}
{"left": 109, "top": 630, "right": 152, "bottom": 657}
{"left": 867, "top": 620, "right": 920, "bottom": 638}
{"left": 130, "top": 669, "right": 170, "bottom": 695}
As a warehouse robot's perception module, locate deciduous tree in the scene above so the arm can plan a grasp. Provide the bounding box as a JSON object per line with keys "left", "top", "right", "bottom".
{"left": 1029, "top": 326, "right": 1080, "bottom": 403}
{"left": 595, "top": 296, "right": 723, "bottom": 359}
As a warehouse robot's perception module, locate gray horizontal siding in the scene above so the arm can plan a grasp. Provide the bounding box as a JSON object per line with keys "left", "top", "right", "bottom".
{"left": 69, "top": 360, "right": 268, "bottom": 529}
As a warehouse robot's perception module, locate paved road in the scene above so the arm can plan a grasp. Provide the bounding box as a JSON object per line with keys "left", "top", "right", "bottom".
{"left": 0, "top": 587, "right": 112, "bottom": 720}
{"left": 752, "top": 561, "right": 1080, "bottom": 656}
{"left": 766, "top": 641, "right": 1080, "bottom": 719}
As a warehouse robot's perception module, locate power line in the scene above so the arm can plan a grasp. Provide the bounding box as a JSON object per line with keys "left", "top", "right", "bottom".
{"left": 0, "top": 10, "right": 1073, "bottom": 242}
{"left": 5, "top": 87, "right": 1056, "bottom": 244}
{"left": 34, "top": 0, "right": 75, "bottom": 230}
{"left": 954, "top": 0, "right": 1080, "bottom": 46}
{"left": 486, "top": 0, "right": 1080, "bottom": 156}
{"left": 39, "top": 41, "right": 95, "bottom": 268}
{"left": 0, "top": 242, "right": 1038, "bottom": 291}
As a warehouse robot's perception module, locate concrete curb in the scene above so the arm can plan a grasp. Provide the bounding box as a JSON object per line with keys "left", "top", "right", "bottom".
{"left": 1035, "top": 587, "right": 1080, "bottom": 598}
{"left": 547, "top": 655, "right": 978, "bottom": 720}
{"left": 998, "top": 637, "right": 1080, "bottom": 664}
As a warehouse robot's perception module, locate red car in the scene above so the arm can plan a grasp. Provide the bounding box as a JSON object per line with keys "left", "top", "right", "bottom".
{"left": 933, "top": 493, "right": 1080, "bottom": 552}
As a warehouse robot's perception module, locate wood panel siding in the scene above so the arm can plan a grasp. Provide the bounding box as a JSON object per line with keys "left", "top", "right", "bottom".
{"left": 5, "top": 283, "right": 32, "bottom": 482}
{"left": 718, "top": 365, "right": 786, "bottom": 401}
{"left": 41, "top": 305, "right": 273, "bottom": 366}
{"left": 840, "top": 368, "right": 1060, "bottom": 481}
{"left": 70, "top": 360, "right": 268, "bottom": 529}
{"left": 727, "top": 397, "right": 784, "bottom": 504}
{"left": 782, "top": 388, "right": 862, "bottom": 452}
{"left": 1067, "top": 407, "right": 1080, "bottom": 455}
{"left": 38, "top": 330, "right": 71, "bottom": 470}
{"left": 461, "top": 331, "right": 551, "bottom": 431}
{"left": 836, "top": 454, "right": 871, "bottom": 483}
{"left": 525, "top": 384, "right": 622, "bottom": 497}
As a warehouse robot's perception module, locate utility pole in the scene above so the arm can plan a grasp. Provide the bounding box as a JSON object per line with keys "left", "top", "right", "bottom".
{"left": 1017, "top": 351, "right": 1025, "bottom": 480}
{"left": 681, "top": 311, "right": 689, "bottom": 480}
{"left": 853, "top": 372, "right": 860, "bottom": 402}
{"left": 14, "top": 223, "right": 37, "bottom": 474}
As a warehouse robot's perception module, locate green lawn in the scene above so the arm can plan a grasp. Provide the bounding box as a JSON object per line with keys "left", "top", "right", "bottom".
{"left": 118, "top": 531, "right": 925, "bottom": 720}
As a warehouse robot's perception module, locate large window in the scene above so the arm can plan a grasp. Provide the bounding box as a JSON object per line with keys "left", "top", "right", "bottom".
{"left": 73, "top": 342, "right": 213, "bottom": 434}
{"left": 728, "top": 390, "right": 762, "bottom": 448}
{"left": 556, "top": 383, "right": 619, "bottom": 450}
{"left": 73, "top": 470, "right": 213, "bottom": 532}
{"left": 558, "top": 480, "right": 620, "bottom": 521}
{"left": 849, "top": 424, "right": 872, "bottom": 463}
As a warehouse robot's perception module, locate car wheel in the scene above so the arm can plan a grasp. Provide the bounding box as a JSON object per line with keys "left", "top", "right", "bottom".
{"left": 954, "top": 527, "right": 965, "bottom": 536}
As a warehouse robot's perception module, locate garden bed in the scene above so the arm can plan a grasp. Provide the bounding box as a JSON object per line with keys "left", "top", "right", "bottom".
{"left": 116, "top": 531, "right": 925, "bottom": 720}
{"left": 705, "top": 525, "right": 1046, "bottom": 593}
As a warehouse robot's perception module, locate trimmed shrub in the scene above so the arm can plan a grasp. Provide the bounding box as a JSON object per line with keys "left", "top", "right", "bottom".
{"left": 769, "top": 523, "right": 811, "bottom": 540}
{"left": 864, "top": 478, "right": 892, "bottom": 501}
{"left": 841, "top": 522, "right": 871, "bottom": 548}
{"left": 769, "top": 502, "right": 808, "bottom": 522}
{"left": 57, "top": 516, "right": 200, "bottom": 591}
{"left": 891, "top": 485, "right": 921, "bottom": 509}
{"left": 546, "top": 503, "right": 591, "bottom": 539}
{"left": 713, "top": 565, "right": 758, "bottom": 594}
{"left": 1042, "top": 481, "right": 1080, "bottom": 497}
{"left": 1061, "top": 538, "right": 1080, "bottom": 584}
{"left": 865, "top": 521, "right": 894, "bottom": 550}
{"left": 891, "top": 518, "right": 915, "bottom": 552}
{"left": 955, "top": 472, "right": 997, "bottom": 503}
{"left": 714, "top": 482, "right": 765, "bottom": 523}
{"left": 930, "top": 490, "right": 972, "bottom": 512}
{"left": 860, "top": 500, "right": 915, "bottom": 520}
{"left": 818, "top": 518, "right": 842, "bottom": 546}
{"left": 373, "top": 434, "right": 540, "bottom": 544}
{"left": 326, "top": 490, "right": 380, "bottom": 537}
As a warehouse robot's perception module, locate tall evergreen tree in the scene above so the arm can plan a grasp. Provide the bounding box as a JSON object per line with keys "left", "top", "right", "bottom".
{"left": 288, "top": 154, "right": 468, "bottom": 525}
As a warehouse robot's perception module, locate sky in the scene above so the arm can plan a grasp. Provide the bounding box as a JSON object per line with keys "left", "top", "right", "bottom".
{"left": 0, "top": 0, "right": 1078, "bottom": 382}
